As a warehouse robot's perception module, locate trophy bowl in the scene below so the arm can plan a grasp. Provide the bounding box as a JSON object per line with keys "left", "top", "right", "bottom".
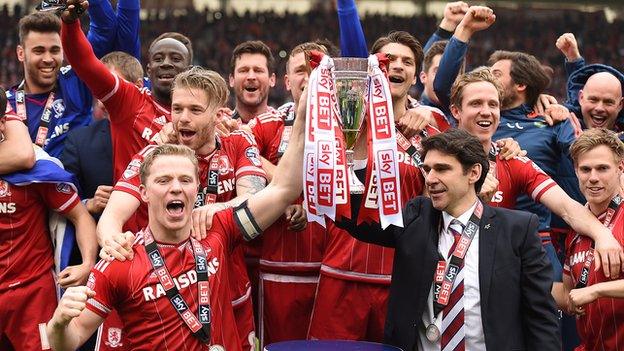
{"left": 333, "top": 57, "right": 369, "bottom": 194}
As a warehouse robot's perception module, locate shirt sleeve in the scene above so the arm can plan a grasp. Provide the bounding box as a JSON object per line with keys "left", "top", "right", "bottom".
{"left": 337, "top": 0, "right": 368, "bottom": 58}
{"left": 85, "top": 261, "right": 118, "bottom": 318}
{"left": 230, "top": 131, "right": 267, "bottom": 180}
{"left": 507, "top": 156, "right": 557, "bottom": 203}
{"left": 115, "top": 0, "right": 142, "bottom": 60}
{"left": 113, "top": 146, "right": 155, "bottom": 201}
{"left": 209, "top": 208, "right": 242, "bottom": 254}
{"left": 36, "top": 182, "right": 80, "bottom": 215}
{"left": 86, "top": 0, "right": 117, "bottom": 59}
{"left": 250, "top": 111, "right": 282, "bottom": 158}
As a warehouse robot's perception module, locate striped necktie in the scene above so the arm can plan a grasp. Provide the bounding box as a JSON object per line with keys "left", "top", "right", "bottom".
{"left": 441, "top": 219, "right": 465, "bottom": 351}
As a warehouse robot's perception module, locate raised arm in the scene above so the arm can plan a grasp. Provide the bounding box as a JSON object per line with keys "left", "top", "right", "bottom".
{"left": 555, "top": 33, "right": 585, "bottom": 79}
{"left": 115, "top": 0, "right": 141, "bottom": 59}
{"left": 434, "top": 6, "right": 495, "bottom": 110}
{"left": 61, "top": 2, "right": 118, "bottom": 99}
{"left": 86, "top": 0, "right": 117, "bottom": 58}
{"left": 337, "top": 0, "right": 368, "bottom": 58}
{"left": 540, "top": 186, "right": 624, "bottom": 279}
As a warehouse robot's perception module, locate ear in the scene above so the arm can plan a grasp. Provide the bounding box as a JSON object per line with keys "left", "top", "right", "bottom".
{"left": 617, "top": 96, "right": 623, "bottom": 111}
{"left": 284, "top": 73, "right": 291, "bottom": 92}
{"left": 516, "top": 83, "right": 527, "bottom": 93}
{"left": 229, "top": 74, "right": 235, "bottom": 88}
{"left": 269, "top": 72, "right": 276, "bottom": 88}
{"left": 419, "top": 71, "right": 427, "bottom": 85}
{"left": 16, "top": 45, "right": 25, "bottom": 63}
{"left": 135, "top": 78, "right": 144, "bottom": 89}
{"left": 139, "top": 184, "right": 149, "bottom": 203}
{"left": 450, "top": 104, "right": 461, "bottom": 122}
{"left": 146, "top": 62, "right": 153, "bottom": 77}
{"left": 579, "top": 89, "right": 585, "bottom": 102}
{"left": 468, "top": 163, "right": 482, "bottom": 186}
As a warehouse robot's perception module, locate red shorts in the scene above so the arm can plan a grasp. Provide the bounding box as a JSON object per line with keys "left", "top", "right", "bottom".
{"left": 258, "top": 272, "right": 318, "bottom": 347}
{"left": 308, "top": 274, "right": 389, "bottom": 342}
{"left": 0, "top": 271, "right": 57, "bottom": 350}
{"left": 233, "top": 287, "right": 256, "bottom": 351}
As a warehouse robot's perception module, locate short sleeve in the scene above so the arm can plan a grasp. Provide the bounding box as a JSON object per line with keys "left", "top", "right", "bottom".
{"left": 37, "top": 182, "right": 80, "bottom": 214}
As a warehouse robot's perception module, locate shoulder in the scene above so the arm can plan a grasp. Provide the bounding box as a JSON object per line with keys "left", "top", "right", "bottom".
{"left": 403, "top": 196, "right": 438, "bottom": 224}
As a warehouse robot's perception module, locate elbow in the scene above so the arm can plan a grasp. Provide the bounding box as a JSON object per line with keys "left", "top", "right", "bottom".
{"left": 17, "top": 147, "right": 36, "bottom": 169}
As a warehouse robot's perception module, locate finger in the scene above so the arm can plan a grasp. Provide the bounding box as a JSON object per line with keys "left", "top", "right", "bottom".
{"left": 104, "top": 240, "right": 129, "bottom": 261}
{"left": 610, "top": 252, "right": 620, "bottom": 279}
{"left": 192, "top": 211, "right": 201, "bottom": 241}
{"left": 594, "top": 252, "right": 602, "bottom": 273}
{"left": 199, "top": 210, "right": 207, "bottom": 238}
{"left": 600, "top": 252, "right": 610, "bottom": 278}
{"left": 544, "top": 114, "right": 554, "bottom": 126}
{"left": 113, "top": 236, "right": 133, "bottom": 260}
{"left": 620, "top": 251, "right": 624, "bottom": 272}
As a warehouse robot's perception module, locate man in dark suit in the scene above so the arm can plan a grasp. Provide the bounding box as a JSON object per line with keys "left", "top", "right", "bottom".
{"left": 339, "top": 128, "right": 560, "bottom": 351}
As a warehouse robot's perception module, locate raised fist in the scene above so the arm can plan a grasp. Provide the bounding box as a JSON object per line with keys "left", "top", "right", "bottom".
{"left": 439, "top": 1, "right": 469, "bottom": 32}
{"left": 555, "top": 33, "right": 581, "bottom": 61}
{"left": 459, "top": 6, "right": 496, "bottom": 34}
{"left": 60, "top": 0, "right": 88, "bottom": 23}
{"left": 50, "top": 286, "right": 95, "bottom": 327}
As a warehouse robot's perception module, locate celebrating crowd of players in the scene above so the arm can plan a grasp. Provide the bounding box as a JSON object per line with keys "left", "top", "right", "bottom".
{"left": 1, "top": 0, "right": 623, "bottom": 350}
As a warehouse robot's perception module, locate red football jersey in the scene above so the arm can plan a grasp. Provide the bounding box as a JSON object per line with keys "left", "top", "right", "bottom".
{"left": 250, "top": 106, "right": 328, "bottom": 274}
{"left": 86, "top": 209, "right": 243, "bottom": 351}
{"left": 563, "top": 203, "right": 624, "bottom": 351}
{"left": 488, "top": 155, "right": 556, "bottom": 208}
{"left": 114, "top": 132, "right": 266, "bottom": 304}
{"left": 0, "top": 180, "right": 79, "bottom": 291}
{"left": 321, "top": 129, "right": 433, "bottom": 284}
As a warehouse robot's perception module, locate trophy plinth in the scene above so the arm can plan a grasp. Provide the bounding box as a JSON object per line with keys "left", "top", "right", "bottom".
{"left": 333, "top": 58, "right": 368, "bottom": 195}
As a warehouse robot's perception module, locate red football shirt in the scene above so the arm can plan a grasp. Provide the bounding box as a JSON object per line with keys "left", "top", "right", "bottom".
{"left": 114, "top": 132, "right": 266, "bottom": 304}
{"left": 86, "top": 209, "right": 243, "bottom": 351}
{"left": 250, "top": 106, "right": 327, "bottom": 274}
{"left": 61, "top": 20, "right": 171, "bottom": 183}
{"left": 0, "top": 180, "right": 79, "bottom": 291}
{"left": 321, "top": 127, "right": 435, "bottom": 284}
{"left": 488, "top": 155, "right": 556, "bottom": 209}
{"left": 563, "top": 202, "right": 624, "bottom": 351}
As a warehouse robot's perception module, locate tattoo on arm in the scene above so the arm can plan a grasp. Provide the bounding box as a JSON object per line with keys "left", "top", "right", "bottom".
{"left": 236, "top": 175, "right": 267, "bottom": 196}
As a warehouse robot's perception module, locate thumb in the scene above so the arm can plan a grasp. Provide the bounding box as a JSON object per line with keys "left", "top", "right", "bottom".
{"left": 593, "top": 253, "right": 602, "bottom": 272}
{"left": 86, "top": 288, "right": 96, "bottom": 298}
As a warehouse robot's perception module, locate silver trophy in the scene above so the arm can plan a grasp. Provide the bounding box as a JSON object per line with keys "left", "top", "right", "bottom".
{"left": 334, "top": 57, "right": 368, "bottom": 194}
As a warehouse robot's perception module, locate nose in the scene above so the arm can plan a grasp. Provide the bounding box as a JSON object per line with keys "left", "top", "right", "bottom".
{"left": 425, "top": 170, "right": 438, "bottom": 186}
{"left": 588, "top": 169, "right": 600, "bottom": 183}
{"left": 161, "top": 55, "right": 174, "bottom": 68}
{"left": 169, "top": 178, "right": 183, "bottom": 193}
{"left": 42, "top": 50, "right": 54, "bottom": 64}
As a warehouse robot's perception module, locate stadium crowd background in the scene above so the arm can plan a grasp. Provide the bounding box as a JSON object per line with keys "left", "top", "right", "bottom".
{"left": 0, "top": 2, "right": 623, "bottom": 105}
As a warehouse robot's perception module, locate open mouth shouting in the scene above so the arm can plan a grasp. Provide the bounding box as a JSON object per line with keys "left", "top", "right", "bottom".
{"left": 166, "top": 199, "right": 186, "bottom": 219}
{"left": 177, "top": 128, "right": 196, "bottom": 144}
{"left": 588, "top": 113, "right": 609, "bottom": 128}
{"left": 388, "top": 75, "right": 405, "bottom": 84}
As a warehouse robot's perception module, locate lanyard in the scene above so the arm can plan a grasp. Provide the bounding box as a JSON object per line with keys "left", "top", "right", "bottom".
{"left": 15, "top": 81, "right": 56, "bottom": 147}
{"left": 574, "top": 194, "right": 623, "bottom": 289}
{"left": 143, "top": 228, "right": 211, "bottom": 343}
{"left": 277, "top": 105, "right": 295, "bottom": 158}
{"left": 432, "top": 201, "right": 483, "bottom": 317}
{"left": 196, "top": 142, "right": 221, "bottom": 208}
{"left": 487, "top": 142, "right": 498, "bottom": 178}
{"left": 395, "top": 127, "right": 429, "bottom": 178}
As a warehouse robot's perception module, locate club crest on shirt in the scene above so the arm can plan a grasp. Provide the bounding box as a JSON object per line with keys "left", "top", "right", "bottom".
{"left": 52, "top": 99, "right": 65, "bottom": 119}
{"left": 0, "top": 180, "right": 11, "bottom": 197}
{"left": 56, "top": 183, "right": 72, "bottom": 194}
{"left": 123, "top": 159, "right": 141, "bottom": 180}
{"left": 105, "top": 327, "right": 123, "bottom": 348}
{"left": 245, "top": 146, "right": 262, "bottom": 167}
{"left": 219, "top": 155, "right": 233, "bottom": 175}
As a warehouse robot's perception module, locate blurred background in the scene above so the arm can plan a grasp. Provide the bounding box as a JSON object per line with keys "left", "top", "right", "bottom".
{"left": 1, "top": 0, "right": 623, "bottom": 105}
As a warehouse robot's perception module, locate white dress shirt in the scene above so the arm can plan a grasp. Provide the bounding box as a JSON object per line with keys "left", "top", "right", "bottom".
{"left": 417, "top": 201, "right": 486, "bottom": 351}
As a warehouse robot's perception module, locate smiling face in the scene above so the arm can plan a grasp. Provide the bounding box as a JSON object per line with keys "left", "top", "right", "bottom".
{"left": 579, "top": 73, "right": 623, "bottom": 130}
{"left": 423, "top": 149, "right": 481, "bottom": 217}
{"left": 490, "top": 59, "right": 522, "bottom": 110}
{"left": 140, "top": 155, "right": 199, "bottom": 237}
{"left": 147, "top": 38, "right": 191, "bottom": 101}
{"left": 452, "top": 81, "right": 501, "bottom": 149}
{"left": 229, "top": 53, "right": 276, "bottom": 110}
{"left": 575, "top": 144, "right": 624, "bottom": 213}
{"left": 17, "top": 31, "right": 62, "bottom": 94}
{"left": 172, "top": 87, "right": 218, "bottom": 156}
{"left": 379, "top": 42, "right": 417, "bottom": 101}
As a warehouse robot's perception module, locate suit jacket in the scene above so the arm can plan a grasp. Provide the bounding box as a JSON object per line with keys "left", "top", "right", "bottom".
{"left": 340, "top": 196, "right": 560, "bottom": 351}
{"left": 60, "top": 118, "right": 113, "bottom": 201}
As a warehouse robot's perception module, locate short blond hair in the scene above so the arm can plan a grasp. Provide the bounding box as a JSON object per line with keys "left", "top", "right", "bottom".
{"left": 172, "top": 66, "right": 229, "bottom": 109}
{"left": 570, "top": 128, "right": 624, "bottom": 165}
{"left": 450, "top": 67, "right": 504, "bottom": 108}
{"left": 139, "top": 144, "right": 198, "bottom": 185}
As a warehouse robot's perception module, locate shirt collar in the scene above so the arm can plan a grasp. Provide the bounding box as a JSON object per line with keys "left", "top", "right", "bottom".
{"left": 442, "top": 200, "right": 479, "bottom": 232}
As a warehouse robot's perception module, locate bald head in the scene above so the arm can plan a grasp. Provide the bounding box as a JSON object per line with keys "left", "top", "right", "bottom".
{"left": 579, "top": 71, "right": 623, "bottom": 130}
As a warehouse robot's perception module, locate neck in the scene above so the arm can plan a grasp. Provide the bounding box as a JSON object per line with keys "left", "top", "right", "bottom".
{"left": 482, "top": 140, "right": 492, "bottom": 155}
{"left": 235, "top": 102, "right": 267, "bottom": 124}
{"left": 588, "top": 193, "right": 619, "bottom": 217}
{"left": 445, "top": 192, "right": 478, "bottom": 218}
{"left": 148, "top": 222, "right": 191, "bottom": 245}
{"left": 196, "top": 137, "right": 217, "bottom": 156}
{"left": 22, "top": 77, "right": 53, "bottom": 95}
{"left": 392, "top": 95, "right": 408, "bottom": 124}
